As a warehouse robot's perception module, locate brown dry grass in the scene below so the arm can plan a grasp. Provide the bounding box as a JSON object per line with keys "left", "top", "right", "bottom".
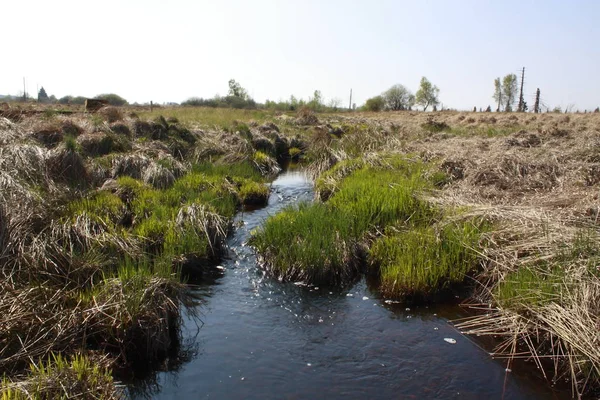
{"left": 320, "top": 110, "right": 600, "bottom": 397}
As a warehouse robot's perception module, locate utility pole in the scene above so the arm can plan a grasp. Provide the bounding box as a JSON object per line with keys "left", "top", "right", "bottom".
{"left": 23, "top": 77, "right": 26, "bottom": 102}
{"left": 517, "top": 67, "right": 525, "bottom": 112}
{"left": 348, "top": 88, "right": 352, "bottom": 111}
{"left": 534, "top": 88, "right": 541, "bottom": 113}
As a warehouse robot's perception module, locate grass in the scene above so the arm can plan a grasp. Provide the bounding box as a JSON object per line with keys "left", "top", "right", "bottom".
{"left": 252, "top": 202, "right": 358, "bottom": 285}
{"left": 252, "top": 155, "right": 453, "bottom": 288}
{"left": 0, "top": 353, "right": 119, "bottom": 399}
{"left": 370, "top": 220, "right": 485, "bottom": 298}
{"left": 137, "top": 107, "right": 273, "bottom": 130}
{"left": 494, "top": 266, "right": 565, "bottom": 310}
{"left": 66, "top": 191, "right": 125, "bottom": 229}
{"left": 448, "top": 125, "right": 526, "bottom": 137}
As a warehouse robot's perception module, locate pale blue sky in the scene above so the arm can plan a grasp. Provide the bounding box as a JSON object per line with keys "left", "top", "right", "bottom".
{"left": 3, "top": 0, "right": 599, "bottom": 110}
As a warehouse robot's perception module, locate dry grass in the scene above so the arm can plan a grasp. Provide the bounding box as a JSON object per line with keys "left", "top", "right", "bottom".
{"left": 316, "top": 110, "right": 600, "bottom": 396}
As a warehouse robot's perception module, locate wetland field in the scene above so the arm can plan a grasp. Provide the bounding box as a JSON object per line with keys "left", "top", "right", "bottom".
{"left": 1, "top": 104, "right": 599, "bottom": 399}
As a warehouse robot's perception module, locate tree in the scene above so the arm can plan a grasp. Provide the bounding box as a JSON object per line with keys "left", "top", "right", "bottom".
{"left": 364, "top": 95, "right": 385, "bottom": 112}
{"left": 37, "top": 87, "right": 49, "bottom": 103}
{"left": 227, "top": 79, "right": 249, "bottom": 100}
{"left": 493, "top": 77, "right": 503, "bottom": 112}
{"left": 415, "top": 77, "right": 440, "bottom": 111}
{"left": 94, "top": 93, "right": 128, "bottom": 106}
{"left": 502, "top": 74, "right": 518, "bottom": 112}
{"left": 289, "top": 95, "right": 299, "bottom": 111}
{"left": 382, "top": 84, "right": 415, "bottom": 111}
{"left": 309, "top": 90, "right": 323, "bottom": 111}
{"left": 328, "top": 97, "right": 342, "bottom": 111}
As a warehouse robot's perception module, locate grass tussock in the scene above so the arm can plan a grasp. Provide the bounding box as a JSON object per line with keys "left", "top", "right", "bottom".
{"left": 0, "top": 105, "right": 275, "bottom": 394}
{"left": 252, "top": 155, "right": 466, "bottom": 288}
{"left": 370, "top": 219, "right": 485, "bottom": 299}
{"left": 0, "top": 353, "right": 121, "bottom": 399}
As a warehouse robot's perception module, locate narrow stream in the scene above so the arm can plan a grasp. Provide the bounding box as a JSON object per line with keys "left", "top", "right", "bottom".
{"left": 130, "top": 171, "right": 569, "bottom": 399}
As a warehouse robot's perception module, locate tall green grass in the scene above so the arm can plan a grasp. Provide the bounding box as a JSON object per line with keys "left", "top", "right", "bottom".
{"left": 0, "top": 353, "right": 117, "bottom": 399}
{"left": 253, "top": 156, "right": 442, "bottom": 287}
{"left": 252, "top": 202, "right": 358, "bottom": 285}
{"left": 370, "top": 221, "right": 484, "bottom": 298}
{"left": 494, "top": 266, "right": 565, "bottom": 310}
{"left": 254, "top": 154, "right": 488, "bottom": 297}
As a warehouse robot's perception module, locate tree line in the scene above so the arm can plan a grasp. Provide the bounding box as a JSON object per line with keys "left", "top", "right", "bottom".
{"left": 363, "top": 77, "right": 440, "bottom": 112}
{"left": 3, "top": 78, "right": 597, "bottom": 113}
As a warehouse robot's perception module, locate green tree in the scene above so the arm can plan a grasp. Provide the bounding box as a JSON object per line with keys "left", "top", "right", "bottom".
{"left": 415, "top": 77, "right": 440, "bottom": 111}
{"left": 228, "top": 79, "right": 249, "bottom": 100}
{"left": 309, "top": 90, "right": 323, "bottom": 111}
{"left": 37, "top": 87, "right": 49, "bottom": 103}
{"left": 502, "top": 74, "right": 518, "bottom": 112}
{"left": 289, "top": 95, "right": 299, "bottom": 111}
{"left": 382, "top": 84, "right": 415, "bottom": 111}
{"left": 493, "top": 77, "right": 503, "bottom": 112}
{"left": 94, "top": 93, "right": 128, "bottom": 106}
{"left": 364, "top": 95, "right": 385, "bottom": 112}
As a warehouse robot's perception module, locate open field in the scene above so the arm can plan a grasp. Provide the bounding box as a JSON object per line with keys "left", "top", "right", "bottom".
{"left": 1, "top": 104, "right": 600, "bottom": 397}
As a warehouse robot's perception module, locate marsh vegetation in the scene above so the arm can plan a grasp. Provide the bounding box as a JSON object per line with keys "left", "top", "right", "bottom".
{"left": 1, "top": 103, "right": 600, "bottom": 398}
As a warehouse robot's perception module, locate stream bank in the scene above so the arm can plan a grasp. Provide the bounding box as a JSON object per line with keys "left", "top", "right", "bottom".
{"left": 130, "top": 171, "right": 569, "bottom": 400}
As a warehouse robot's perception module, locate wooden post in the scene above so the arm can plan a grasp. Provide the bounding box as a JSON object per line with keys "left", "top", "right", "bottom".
{"left": 150, "top": 101, "right": 153, "bottom": 112}
{"left": 348, "top": 89, "right": 352, "bottom": 111}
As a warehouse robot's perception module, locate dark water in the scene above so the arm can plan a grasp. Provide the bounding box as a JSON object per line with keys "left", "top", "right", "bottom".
{"left": 130, "top": 172, "right": 569, "bottom": 400}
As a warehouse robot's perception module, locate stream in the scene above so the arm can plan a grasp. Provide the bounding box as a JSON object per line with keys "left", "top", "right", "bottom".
{"left": 129, "top": 171, "right": 569, "bottom": 399}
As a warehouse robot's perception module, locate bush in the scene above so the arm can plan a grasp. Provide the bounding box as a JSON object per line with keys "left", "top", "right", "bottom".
{"left": 364, "top": 95, "right": 385, "bottom": 112}
{"left": 94, "top": 94, "right": 128, "bottom": 106}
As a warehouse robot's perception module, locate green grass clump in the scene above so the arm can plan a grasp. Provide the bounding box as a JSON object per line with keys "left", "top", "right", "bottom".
{"left": 238, "top": 180, "right": 269, "bottom": 206}
{"left": 370, "top": 220, "right": 484, "bottom": 298}
{"left": 63, "top": 134, "right": 79, "bottom": 152}
{"left": 314, "top": 158, "right": 366, "bottom": 200}
{"left": 328, "top": 167, "right": 434, "bottom": 234}
{"left": 252, "top": 203, "right": 357, "bottom": 285}
{"left": 495, "top": 266, "right": 565, "bottom": 310}
{"left": 0, "top": 353, "right": 117, "bottom": 399}
{"left": 288, "top": 147, "right": 303, "bottom": 161}
{"left": 253, "top": 156, "right": 442, "bottom": 286}
{"left": 66, "top": 191, "right": 125, "bottom": 229}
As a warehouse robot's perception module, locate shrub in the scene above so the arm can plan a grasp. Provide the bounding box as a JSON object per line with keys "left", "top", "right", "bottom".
{"left": 364, "top": 95, "right": 385, "bottom": 112}
{"left": 94, "top": 94, "right": 128, "bottom": 106}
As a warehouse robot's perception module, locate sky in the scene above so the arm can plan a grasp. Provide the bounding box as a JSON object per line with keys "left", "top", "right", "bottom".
{"left": 2, "top": 0, "right": 599, "bottom": 111}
